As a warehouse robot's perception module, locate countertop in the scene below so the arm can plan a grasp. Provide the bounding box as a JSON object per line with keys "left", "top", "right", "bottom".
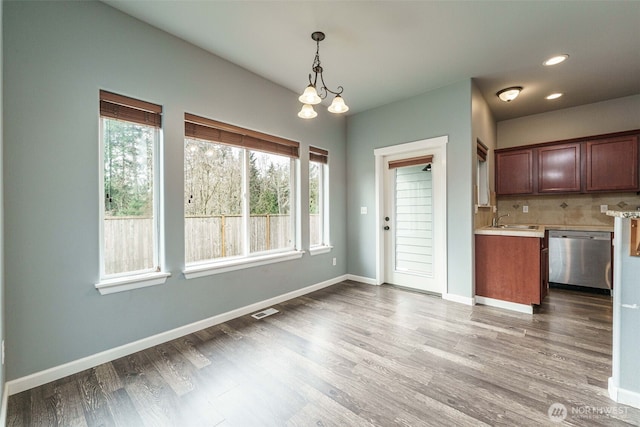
{"left": 606, "top": 210, "right": 640, "bottom": 219}
{"left": 475, "top": 223, "right": 613, "bottom": 238}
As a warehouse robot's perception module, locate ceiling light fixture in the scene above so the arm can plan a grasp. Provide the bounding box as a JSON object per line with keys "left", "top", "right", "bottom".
{"left": 298, "top": 31, "right": 349, "bottom": 119}
{"left": 496, "top": 87, "right": 523, "bottom": 102}
{"left": 543, "top": 54, "right": 569, "bottom": 66}
{"left": 546, "top": 93, "right": 563, "bottom": 100}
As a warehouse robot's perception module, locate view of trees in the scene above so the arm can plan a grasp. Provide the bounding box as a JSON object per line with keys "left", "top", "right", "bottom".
{"left": 103, "top": 119, "right": 155, "bottom": 217}
{"left": 184, "top": 138, "right": 291, "bottom": 216}
{"left": 102, "top": 123, "right": 296, "bottom": 270}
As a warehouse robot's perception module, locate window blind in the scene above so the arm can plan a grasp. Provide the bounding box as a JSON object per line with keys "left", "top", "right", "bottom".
{"left": 388, "top": 155, "right": 433, "bottom": 169}
{"left": 477, "top": 140, "right": 488, "bottom": 162}
{"left": 99, "top": 90, "right": 162, "bottom": 128}
{"left": 309, "top": 146, "right": 328, "bottom": 164}
{"left": 185, "top": 113, "right": 299, "bottom": 158}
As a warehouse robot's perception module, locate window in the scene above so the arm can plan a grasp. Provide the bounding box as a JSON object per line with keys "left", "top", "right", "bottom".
{"left": 309, "top": 146, "right": 329, "bottom": 250}
{"left": 96, "top": 90, "right": 168, "bottom": 295}
{"left": 477, "top": 139, "right": 490, "bottom": 206}
{"left": 184, "top": 113, "right": 301, "bottom": 276}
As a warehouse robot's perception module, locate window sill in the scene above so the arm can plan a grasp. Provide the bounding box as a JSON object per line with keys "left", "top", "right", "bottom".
{"left": 95, "top": 271, "right": 171, "bottom": 295}
{"left": 184, "top": 250, "right": 304, "bottom": 280}
{"left": 309, "top": 245, "right": 333, "bottom": 256}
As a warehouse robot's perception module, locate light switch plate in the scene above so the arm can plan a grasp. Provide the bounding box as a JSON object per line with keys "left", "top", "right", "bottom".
{"left": 523, "top": 205, "right": 528, "bottom": 213}
{"left": 360, "top": 206, "right": 367, "bottom": 214}
{"left": 600, "top": 205, "right": 608, "bottom": 213}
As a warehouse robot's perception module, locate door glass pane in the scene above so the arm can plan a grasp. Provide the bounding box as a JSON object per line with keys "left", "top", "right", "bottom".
{"left": 394, "top": 164, "right": 433, "bottom": 276}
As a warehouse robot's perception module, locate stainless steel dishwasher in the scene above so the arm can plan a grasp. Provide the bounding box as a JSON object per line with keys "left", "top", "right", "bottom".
{"left": 548, "top": 230, "right": 612, "bottom": 291}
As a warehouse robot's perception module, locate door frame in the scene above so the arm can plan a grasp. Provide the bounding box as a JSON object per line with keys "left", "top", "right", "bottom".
{"left": 374, "top": 136, "right": 448, "bottom": 291}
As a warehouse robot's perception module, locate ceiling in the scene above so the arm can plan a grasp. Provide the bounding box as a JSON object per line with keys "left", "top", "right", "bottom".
{"left": 103, "top": 1, "right": 640, "bottom": 121}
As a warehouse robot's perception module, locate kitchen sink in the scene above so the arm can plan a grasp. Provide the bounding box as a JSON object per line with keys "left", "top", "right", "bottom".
{"left": 498, "top": 225, "right": 538, "bottom": 230}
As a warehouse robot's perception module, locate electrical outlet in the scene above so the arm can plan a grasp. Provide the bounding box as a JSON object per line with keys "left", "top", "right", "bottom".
{"left": 332, "top": 257, "right": 337, "bottom": 266}
{"left": 600, "top": 205, "right": 608, "bottom": 213}
{"left": 360, "top": 206, "right": 367, "bottom": 215}
{"left": 523, "top": 205, "right": 528, "bottom": 213}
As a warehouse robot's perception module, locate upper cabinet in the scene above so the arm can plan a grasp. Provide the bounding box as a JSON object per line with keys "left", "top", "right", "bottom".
{"left": 538, "top": 143, "right": 581, "bottom": 193}
{"left": 495, "top": 131, "right": 639, "bottom": 196}
{"left": 586, "top": 136, "right": 639, "bottom": 192}
{"left": 496, "top": 149, "right": 533, "bottom": 195}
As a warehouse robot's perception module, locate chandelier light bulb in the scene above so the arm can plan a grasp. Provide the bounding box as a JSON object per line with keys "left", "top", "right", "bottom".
{"left": 298, "top": 85, "right": 322, "bottom": 105}
{"left": 297, "top": 104, "right": 318, "bottom": 119}
{"left": 328, "top": 95, "right": 349, "bottom": 114}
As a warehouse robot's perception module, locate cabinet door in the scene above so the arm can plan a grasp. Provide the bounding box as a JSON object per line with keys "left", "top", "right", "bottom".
{"left": 586, "top": 136, "right": 639, "bottom": 192}
{"left": 537, "top": 142, "right": 581, "bottom": 193}
{"left": 496, "top": 149, "right": 533, "bottom": 195}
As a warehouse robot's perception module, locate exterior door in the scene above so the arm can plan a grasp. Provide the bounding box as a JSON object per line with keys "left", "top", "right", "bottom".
{"left": 384, "top": 155, "right": 440, "bottom": 293}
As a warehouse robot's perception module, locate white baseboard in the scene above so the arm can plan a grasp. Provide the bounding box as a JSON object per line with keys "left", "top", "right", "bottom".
{"left": 475, "top": 296, "right": 533, "bottom": 314}
{"left": 443, "top": 292, "right": 475, "bottom": 306}
{"left": 346, "top": 274, "right": 378, "bottom": 285}
{"left": 609, "top": 377, "right": 640, "bottom": 409}
{"left": 7, "top": 274, "right": 348, "bottom": 396}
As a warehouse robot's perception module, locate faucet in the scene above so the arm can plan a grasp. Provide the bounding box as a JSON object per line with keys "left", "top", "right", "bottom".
{"left": 492, "top": 213, "right": 510, "bottom": 227}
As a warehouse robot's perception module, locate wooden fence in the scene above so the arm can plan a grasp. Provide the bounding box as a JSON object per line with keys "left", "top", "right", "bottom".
{"left": 104, "top": 215, "right": 314, "bottom": 273}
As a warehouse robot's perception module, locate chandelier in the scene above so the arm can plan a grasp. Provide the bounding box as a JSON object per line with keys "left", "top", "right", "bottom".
{"left": 298, "top": 31, "right": 349, "bottom": 119}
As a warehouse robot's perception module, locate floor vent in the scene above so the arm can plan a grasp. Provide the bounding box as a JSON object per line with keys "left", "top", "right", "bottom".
{"left": 251, "top": 307, "right": 279, "bottom": 320}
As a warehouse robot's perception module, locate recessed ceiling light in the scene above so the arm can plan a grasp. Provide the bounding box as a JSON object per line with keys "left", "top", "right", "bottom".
{"left": 546, "top": 93, "right": 563, "bottom": 100}
{"left": 543, "top": 54, "right": 569, "bottom": 66}
{"left": 496, "top": 87, "right": 523, "bottom": 102}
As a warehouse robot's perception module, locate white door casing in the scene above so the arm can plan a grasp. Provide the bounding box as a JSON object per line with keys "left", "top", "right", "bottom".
{"left": 374, "top": 136, "right": 448, "bottom": 294}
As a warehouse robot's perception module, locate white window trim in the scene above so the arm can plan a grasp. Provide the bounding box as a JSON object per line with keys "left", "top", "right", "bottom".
{"left": 183, "top": 249, "right": 304, "bottom": 280}
{"left": 98, "top": 116, "right": 168, "bottom": 295}
{"left": 309, "top": 156, "right": 330, "bottom": 249}
{"left": 309, "top": 245, "right": 333, "bottom": 256}
{"left": 95, "top": 271, "right": 171, "bottom": 295}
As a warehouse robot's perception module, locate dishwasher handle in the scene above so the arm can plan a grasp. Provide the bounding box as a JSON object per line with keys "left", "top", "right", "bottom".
{"left": 548, "top": 230, "right": 611, "bottom": 241}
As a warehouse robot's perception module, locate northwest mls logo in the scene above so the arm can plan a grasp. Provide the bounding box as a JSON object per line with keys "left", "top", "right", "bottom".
{"left": 548, "top": 402, "right": 568, "bottom": 423}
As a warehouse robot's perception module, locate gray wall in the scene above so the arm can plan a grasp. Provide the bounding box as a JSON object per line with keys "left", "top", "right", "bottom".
{"left": 4, "top": 1, "right": 347, "bottom": 380}
{"left": 0, "top": 0, "right": 5, "bottom": 404}
{"left": 497, "top": 95, "right": 640, "bottom": 148}
{"left": 346, "top": 80, "right": 474, "bottom": 298}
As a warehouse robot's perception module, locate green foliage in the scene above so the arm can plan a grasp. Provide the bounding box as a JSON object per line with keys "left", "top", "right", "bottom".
{"left": 184, "top": 141, "right": 291, "bottom": 216}
{"left": 309, "top": 162, "right": 320, "bottom": 214}
{"left": 103, "top": 119, "right": 154, "bottom": 217}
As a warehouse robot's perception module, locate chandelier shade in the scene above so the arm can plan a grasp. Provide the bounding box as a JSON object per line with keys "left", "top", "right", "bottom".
{"left": 297, "top": 104, "right": 318, "bottom": 119}
{"left": 328, "top": 95, "right": 349, "bottom": 114}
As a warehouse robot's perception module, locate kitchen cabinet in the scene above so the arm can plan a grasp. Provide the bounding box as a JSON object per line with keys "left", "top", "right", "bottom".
{"left": 585, "top": 135, "right": 639, "bottom": 192}
{"left": 537, "top": 142, "right": 581, "bottom": 193}
{"left": 475, "top": 234, "right": 547, "bottom": 305}
{"left": 495, "top": 130, "right": 639, "bottom": 195}
{"left": 495, "top": 149, "right": 533, "bottom": 195}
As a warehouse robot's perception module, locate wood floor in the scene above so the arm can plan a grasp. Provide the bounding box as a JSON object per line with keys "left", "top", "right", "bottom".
{"left": 8, "top": 281, "right": 640, "bottom": 426}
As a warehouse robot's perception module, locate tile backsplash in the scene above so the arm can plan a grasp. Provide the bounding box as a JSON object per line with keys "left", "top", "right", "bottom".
{"left": 496, "top": 193, "right": 640, "bottom": 226}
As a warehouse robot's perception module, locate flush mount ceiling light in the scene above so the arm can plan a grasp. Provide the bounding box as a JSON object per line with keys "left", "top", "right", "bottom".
{"left": 543, "top": 54, "right": 569, "bottom": 66}
{"left": 546, "top": 92, "right": 563, "bottom": 100}
{"left": 298, "top": 31, "right": 349, "bottom": 119}
{"left": 496, "top": 87, "right": 523, "bottom": 102}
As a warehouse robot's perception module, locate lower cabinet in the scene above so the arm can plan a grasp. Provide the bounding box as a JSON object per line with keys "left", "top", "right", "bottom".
{"left": 476, "top": 234, "right": 548, "bottom": 305}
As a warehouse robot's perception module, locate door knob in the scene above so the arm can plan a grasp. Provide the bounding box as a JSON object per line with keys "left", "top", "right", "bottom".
{"left": 385, "top": 216, "right": 390, "bottom": 221}
{"left": 384, "top": 226, "right": 390, "bottom": 230}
